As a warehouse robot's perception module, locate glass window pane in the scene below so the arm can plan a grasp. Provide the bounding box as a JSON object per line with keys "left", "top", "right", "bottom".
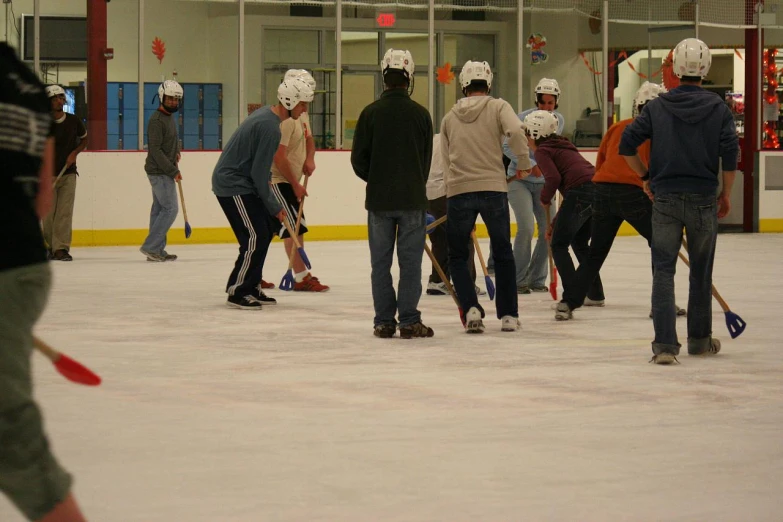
{"left": 341, "top": 32, "right": 380, "bottom": 65}
{"left": 265, "top": 29, "right": 319, "bottom": 64}
{"left": 385, "top": 33, "right": 429, "bottom": 66}
{"left": 444, "top": 34, "right": 494, "bottom": 66}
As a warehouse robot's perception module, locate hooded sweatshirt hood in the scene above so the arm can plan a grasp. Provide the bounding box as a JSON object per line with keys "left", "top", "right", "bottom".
{"left": 657, "top": 85, "right": 724, "bottom": 124}
{"left": 451, "top": 95, "right": 493, "bottom": 123}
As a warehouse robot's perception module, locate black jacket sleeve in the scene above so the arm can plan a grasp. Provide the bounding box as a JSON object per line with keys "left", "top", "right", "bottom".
{"left": 351, "top": 107, "right": 372, "bottom": 182}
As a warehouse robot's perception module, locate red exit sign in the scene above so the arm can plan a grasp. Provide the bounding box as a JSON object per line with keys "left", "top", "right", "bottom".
{"left": 375, "top": 11, "right": 397, "bottom": 28}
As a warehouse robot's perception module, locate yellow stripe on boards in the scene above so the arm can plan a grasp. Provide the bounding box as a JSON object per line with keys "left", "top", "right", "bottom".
{"left": 69, "top": 220, "right": 782, "bottom": 247}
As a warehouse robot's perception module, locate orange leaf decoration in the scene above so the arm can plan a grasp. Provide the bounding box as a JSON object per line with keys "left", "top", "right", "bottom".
{"left": 437, "top": 62, "right": 455, "bottom": 85}
{"left": 662, "top": 49, "right": 680, "bottom": 91}
{"left": 152, "top": 37, "right": 166, "bottom": 64}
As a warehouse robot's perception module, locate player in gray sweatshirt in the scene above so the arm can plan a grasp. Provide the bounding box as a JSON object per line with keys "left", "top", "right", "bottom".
{"left": 212, "top": 78, "right": 313, "bottom": 309}
{"left": 440, "top": 60, "right": 531, "bottom": 334}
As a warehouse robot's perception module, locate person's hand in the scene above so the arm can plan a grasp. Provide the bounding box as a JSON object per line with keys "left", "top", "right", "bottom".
{"left": 717, "top": 191, "right": 731, "bottom": 218}
{"left": 276, "top": 209, "right": 288, "bottom": 223}
{"left": 66, "top": 151, "right": 77, "bottom": 167}
{"left": 531, "top": 165, "right": 543, "bottom": 178}
{"left": 545, "top": 224, "right": 554, "bottom": 242}
{"left": 293, "top": 182, "right": 308, "bottom": 200}
{"left": 514, "top": 169, "right": 532, "bottom": 180}
{"left": 541, "top": 201, "right": 551, "bottom": 210}
{"left": 174, "top": 173, "right": 182, "bottom": 182}
{"left": 643, "top": 180, "right": 653, "bottom": 201}
{"left": 303, "top": 159, "right": 316, "bottom": 176}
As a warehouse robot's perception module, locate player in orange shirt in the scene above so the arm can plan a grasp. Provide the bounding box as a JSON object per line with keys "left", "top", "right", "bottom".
{"left": 554, "top": 82, "right": 685, "bottom": 320}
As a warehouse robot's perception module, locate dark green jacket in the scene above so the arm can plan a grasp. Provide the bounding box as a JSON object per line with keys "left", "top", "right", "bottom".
{"left": 351, "top": 89, "right": 433, "bottom": 211}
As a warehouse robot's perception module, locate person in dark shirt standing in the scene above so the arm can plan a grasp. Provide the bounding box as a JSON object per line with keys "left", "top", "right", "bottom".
{"left": 351, "top": 49, "right": 434, "bottom": 339}
{"left": 522, "top": 110, "right": 604, "bottom": 321}
{"left": 621, "top": 38, "right": 739, "bottom": 365}
{"left": 141, "top": 80, "right": 183, "bottom": 262}
{"left": 42, "top": 84, "right": 87, "bottom": 262}
{"left": 0, "top": 43, "right": 88, "bottom": 522}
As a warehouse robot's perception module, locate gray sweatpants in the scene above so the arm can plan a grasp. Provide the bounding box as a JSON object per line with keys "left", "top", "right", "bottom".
{"left": 0, "top": 263, "right": 73, "bottom": 521}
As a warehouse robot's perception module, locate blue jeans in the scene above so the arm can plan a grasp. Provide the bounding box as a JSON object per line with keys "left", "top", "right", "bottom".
{"left": 368, "top": 210, "right": 426, "bottom": 327}
{"left": 550, "top": 183, "right": 604, "bottom": 303}
{"left": 141, "top": 175, "right": 178, "bottom": 255}
{"left": 651, "top": 193, "right": 718, "bottom": 355}
{"left": 508, "top": 179, "right": 548, "bottom": 287}
{"left": 447, "top": 191, "right": 517, "bottom": 319}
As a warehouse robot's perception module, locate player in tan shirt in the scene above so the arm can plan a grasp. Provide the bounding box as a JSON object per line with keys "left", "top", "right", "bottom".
{"left": 267, "top": 69, "right": 329, "bottom": 292}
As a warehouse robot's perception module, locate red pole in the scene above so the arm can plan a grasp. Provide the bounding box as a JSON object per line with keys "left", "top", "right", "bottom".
{"left": 87, "top": 0, "right": 108, "bottom": 150}
{"left": 743, "top": 0, "right": 759, "bottom": 232}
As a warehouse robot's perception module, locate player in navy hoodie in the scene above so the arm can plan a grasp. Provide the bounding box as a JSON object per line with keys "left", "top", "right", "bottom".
{"left": 620, "top": 38, "right": 739, "bottom": 365}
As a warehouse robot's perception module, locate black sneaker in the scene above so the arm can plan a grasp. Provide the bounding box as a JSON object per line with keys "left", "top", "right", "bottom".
{"left": 399, "top": 322, "right": 434, "bottom": 339}
{"left": 373, "top": 324, "right": 396, "bottom": 338}
{"left": 164, "top": 253, "right": 178, "bottom": 261}
{"left": 227, "top": 294, "right": 262, "bottom": 310}
{"left": 253, "top": 290, "right": 277, "bottom": 305}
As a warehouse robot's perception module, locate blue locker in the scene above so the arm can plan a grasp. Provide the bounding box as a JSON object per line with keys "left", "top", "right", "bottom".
{"left": 107, "top": 84, "right": 120, "bottom": 109}
{"left": 107, "top": 134, "right": 119, "bottom": 150}
{"left": 183, "top": 134, "right": 199, "bottom": 150}
{"left": 124, "top": 134, "right": 138, "bottom": 150}
{"left": 107, "top": 108, "right": 120, "bottom": 135}
{"left": 203, "top": 135, "right": 219, "bottom": 150}
{"left": 144, "top": 84, "right": 159, "bottom": 108}
{"left": 203, "top": 110, "right": 219, "bottom": 136}
{"left": 204, "top": 84, "right": 221, "bottom": 111}
{"left": 183, "top": 85, "right": 200, "bottom": 110}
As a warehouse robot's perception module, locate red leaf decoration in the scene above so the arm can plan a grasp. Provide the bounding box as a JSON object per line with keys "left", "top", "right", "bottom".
{"left": 152, "top": 37, "right": 166, "bottom": 64}
{"left": 662, "top": 49, "right": 680, "bottom": 91}
{"left": 437, "top": 62, "right": 455, "bottom": 85}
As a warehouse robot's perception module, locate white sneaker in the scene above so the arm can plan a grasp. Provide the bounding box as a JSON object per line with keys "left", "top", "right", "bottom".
{"left": 584, "top": 298, "right": 605, "bottom": 307}
{"left": 554, "top": 302, "right": 573, "bottom": 321}
{"left": 426, "top": 281, "right": 448, "bottom": 295}
{"left": 501, "top": 316, "right": 520, "bottom": 332}
{"left": 465, "top": 307, "right": 485, "bottom": 334}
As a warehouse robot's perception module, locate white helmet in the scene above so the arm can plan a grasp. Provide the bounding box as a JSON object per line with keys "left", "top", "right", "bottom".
{"left": 633, "top": 81, "right": 667, "bottom": 117}
{"left": 523, "top": 110, "right": 559, "bottom": 140}
{"left": 672, "top": 38, "right": 711, "bottom": 78}
{"left": 45, "top": 84, "right": 65, "bottom": 98}
{"left": 535, "top": 78, "right": 561, "bottom": 100}
{"left": 284, "top": 69, "right": 316, "bottom": 91}
{"left": 277, "top": 78, "right": 313, "bottom": 110}
{"left": 158, "top": 80, "right": 183, "bottom": 101}
{"left": 459, "top": 60, "right": 493, "bottom": 90}
{"left": 381, "top": 49, "right": 415, "bottom": 79}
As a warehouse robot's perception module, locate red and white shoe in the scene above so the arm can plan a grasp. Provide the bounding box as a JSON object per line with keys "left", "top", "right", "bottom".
{"left": 293, "top": 274, "right": 330, "bottom": 292}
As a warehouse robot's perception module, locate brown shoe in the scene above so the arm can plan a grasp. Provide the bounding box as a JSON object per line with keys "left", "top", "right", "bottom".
{"left": 399, "top": 322, "right": 434, "bottom": 339}
{"left": 294, "top": 274, "right": 330, "bottom": 292}
{"left": 52, "top": 249, "right": 73, "bottom": 261}
{"left": 260, "top": 279, "right": 275, "bottom": 289}
{"left": 373, "top": 324, "right": 396, "bottom": 338}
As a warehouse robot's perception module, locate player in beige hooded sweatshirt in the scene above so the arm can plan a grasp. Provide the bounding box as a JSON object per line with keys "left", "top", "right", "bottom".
{"left": 440, "top": 60, "right": 533, "bottom": 334}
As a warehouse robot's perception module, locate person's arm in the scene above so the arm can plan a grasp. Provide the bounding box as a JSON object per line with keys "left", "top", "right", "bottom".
{"left": 499, "top": 103, "right": 531, "bottom": 173}
{"left": 536, "top": 149, "right": 561, "bottom": 205}
{"left": 350, "top": 109, "right": 371, "bottom": 182}
{"left": 147, "top": 117, "right": 180, "bottom": 178}
{"left": 250, "top": 127, "right": 284, "bottom": 219}
{"left": 303, "top": 127, "right": 316, "bottom": 176}
{"left": 717, "top": 108, "right": 739, "bottom": 218}
{"left": 440, "top": 124, "right": 451, "bottom": 183}
{"left": 421, "top": 111, "right": 433, "bottom": 180}
{"left": 36, "top": 137, "right": 55, "bottom": 219}
{"left": 65, "top": 118, "right": 88, "bottom": 167}
{"left": 619, "top": 105, "right": 652, "bottom": 159}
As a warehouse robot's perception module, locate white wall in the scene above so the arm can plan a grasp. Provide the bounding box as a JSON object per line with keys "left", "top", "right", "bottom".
{"left": 72, "top": 149, "right": 598, "bottom": 243}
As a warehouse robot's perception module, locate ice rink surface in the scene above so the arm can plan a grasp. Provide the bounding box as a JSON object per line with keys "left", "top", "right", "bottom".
{"left": 2, "top": 234, "right": 782, "bottom": 521}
